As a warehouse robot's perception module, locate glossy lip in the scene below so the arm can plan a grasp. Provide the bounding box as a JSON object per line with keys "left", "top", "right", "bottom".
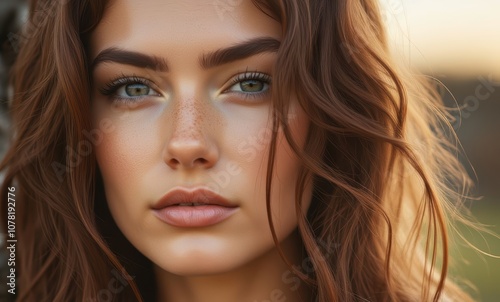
{"left": 151, "top": 187, "right": 238, "bottom": 227}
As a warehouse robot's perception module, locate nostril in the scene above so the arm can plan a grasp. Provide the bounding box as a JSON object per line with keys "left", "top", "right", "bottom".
{"left": 168, "top": 158, "right": 180, "bottom": 167}
{"left": 195, "top": 158, "right": 208, "bottom": 165}
{"left": 167, "top": 157, "right": 210, "bottom": 169}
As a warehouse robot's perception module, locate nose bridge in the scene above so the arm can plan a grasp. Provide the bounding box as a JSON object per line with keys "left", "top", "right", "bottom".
{"left": 171, "top": 96, "right": 205, "bottom": 139}
{"left": 164, "top": 93, "right": 218, "bottom": 169}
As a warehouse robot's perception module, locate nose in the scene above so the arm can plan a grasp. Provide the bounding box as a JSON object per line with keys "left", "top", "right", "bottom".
{"left": 163, "top": 99, "right": 219, "bottom": 170}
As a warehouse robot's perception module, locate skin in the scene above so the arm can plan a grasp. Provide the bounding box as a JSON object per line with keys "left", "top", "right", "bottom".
{"left": 90, "top": 0, "right": 313, "bottom": 301}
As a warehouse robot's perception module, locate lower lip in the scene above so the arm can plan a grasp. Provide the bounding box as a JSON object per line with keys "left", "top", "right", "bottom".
{"left": 153, "top": 205, "right": 238, "bottom": 227}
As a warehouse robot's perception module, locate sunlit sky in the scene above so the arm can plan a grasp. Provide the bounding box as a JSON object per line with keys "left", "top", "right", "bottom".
{"left": 380, "top": 0, "right": 500, "bottom": 77}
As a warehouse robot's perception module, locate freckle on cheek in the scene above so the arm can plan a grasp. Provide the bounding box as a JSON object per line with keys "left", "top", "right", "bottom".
{"left": 98, "top": 132, "right": 147, "bottom": 172}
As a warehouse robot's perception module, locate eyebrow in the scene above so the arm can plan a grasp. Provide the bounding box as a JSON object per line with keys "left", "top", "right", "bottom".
{"left": 199, "top": 37, "right": 280, "bottom": 69}
{"left": 92, "top": 47, "right": 169, "bottom": 71}
{"left": 92, "top": 37, "right": 281, "bottom": 71}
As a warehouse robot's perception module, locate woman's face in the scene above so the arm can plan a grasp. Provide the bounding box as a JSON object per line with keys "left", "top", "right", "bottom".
{"left": 90, "top": 0, "right": 312, "bottom": 275}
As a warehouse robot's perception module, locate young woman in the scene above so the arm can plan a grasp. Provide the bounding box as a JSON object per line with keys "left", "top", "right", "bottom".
{"left": 0, "top": 0, "right": 476, "bottom": 301}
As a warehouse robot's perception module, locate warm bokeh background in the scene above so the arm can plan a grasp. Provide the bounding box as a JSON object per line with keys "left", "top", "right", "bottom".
{"left": 382, "top": 1, "right": 500, "bottom": 300}
{"left": 1, "top": 0, "right": 499, "bottom": 300}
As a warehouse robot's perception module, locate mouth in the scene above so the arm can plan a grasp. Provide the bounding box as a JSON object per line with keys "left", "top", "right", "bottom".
{"left": 175, "top": 202, "right": 209, "bottom": 206}
{"left": 152, "top": 187, "right": 238, "bottom": 227}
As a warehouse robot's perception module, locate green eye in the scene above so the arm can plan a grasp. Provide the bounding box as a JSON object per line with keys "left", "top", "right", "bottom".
{"left": 226, "top": 72, "right": 271, "bottom": 97}
{"left": 239, "top": 80, "right": 265, "bottom": 92}
{"left": 100, "top": 76, "right": 162, "bottom": 105}
{"left": 124, "top": 83, "right": 151, "bottom": 96}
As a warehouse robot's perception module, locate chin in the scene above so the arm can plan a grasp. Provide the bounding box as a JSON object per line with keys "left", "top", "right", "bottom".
{"left": 155, "top": 254, "right": 244, "bottom": 276}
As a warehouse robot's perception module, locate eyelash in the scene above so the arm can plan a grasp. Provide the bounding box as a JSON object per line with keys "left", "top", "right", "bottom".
{"left": 99, "top": 75, "right": 159, "bottom": 104}
{"left": 225, "top": 71, "right": 272, "bottom": 101}
{"left": 98, "top": 71, "right": 272, "bottom": 104}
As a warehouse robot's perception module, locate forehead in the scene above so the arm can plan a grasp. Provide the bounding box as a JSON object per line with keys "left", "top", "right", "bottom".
{"left": 89, "top": 0, "right": 282, "bottom": 59}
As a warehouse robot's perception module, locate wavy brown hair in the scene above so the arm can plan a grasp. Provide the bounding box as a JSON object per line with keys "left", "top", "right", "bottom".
{"left": 1, "top": 0, "right": 476, "bottom": 301}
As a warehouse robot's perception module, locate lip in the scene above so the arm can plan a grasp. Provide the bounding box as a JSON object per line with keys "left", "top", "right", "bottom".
{"left": 152, "top": 187, "right": 238, "bottom": 227}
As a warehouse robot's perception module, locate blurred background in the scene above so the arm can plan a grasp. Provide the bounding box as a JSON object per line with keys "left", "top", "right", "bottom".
{"left": 382, "top": 0, "right": 500, "bottom": 300}
{"left": 1, "top": 0, "right": 499, "bottom": 300}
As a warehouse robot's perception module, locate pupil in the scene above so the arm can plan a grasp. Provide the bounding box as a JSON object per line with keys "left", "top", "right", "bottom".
{"left": 240, "top": 80, "right": 263, "bottom": 92}
{"left": 126, "top": 84, "right": 149, "bottom": 96}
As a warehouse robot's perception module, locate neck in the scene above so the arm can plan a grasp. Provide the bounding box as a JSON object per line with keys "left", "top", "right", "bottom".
{"left": 154, "top": 230, "right": 313, "bottom": 302}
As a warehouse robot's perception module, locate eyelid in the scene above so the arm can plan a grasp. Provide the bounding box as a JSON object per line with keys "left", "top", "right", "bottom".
{"left": 222, "top": 70, "right": 272, "bottom": 93}
{"left": 99, "top": 75, "right": 162, "bottom": 97}
{"left": 97, "top": 71, "right": 271, "bottom": 104}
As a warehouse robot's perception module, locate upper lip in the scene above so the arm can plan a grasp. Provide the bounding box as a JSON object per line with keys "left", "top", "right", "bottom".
{"left": 152, "top": 187, "right": 236, "bottom": 209}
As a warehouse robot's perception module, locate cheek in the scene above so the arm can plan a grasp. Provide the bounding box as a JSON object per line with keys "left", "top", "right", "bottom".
{"left": 93, "top": 111, "right": 163, "bottom": 215}
{"left": 229, "top": 104, "right": 311, "bottom": 238}
{"left": 96, "top": 126, "right": 146, "bottom": 185}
